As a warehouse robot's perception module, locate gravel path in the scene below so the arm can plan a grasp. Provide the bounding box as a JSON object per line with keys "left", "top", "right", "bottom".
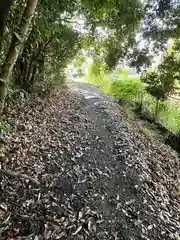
{"left": 0, "top": 82, "right": 179, "bottom": 240}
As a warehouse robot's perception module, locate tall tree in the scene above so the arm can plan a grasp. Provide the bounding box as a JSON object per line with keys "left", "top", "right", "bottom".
{"left": 13, "top": 0, "right": 80, "bottom": 93}
{"left": 0, "top": 0, "right": 39, "bottom": 114}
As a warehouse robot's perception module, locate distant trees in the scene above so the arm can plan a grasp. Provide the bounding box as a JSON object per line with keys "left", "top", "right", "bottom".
{"left": 141, "top": 51, "right": 180, "bottom": 118}
{"left": 129, "top": 0, "right": 180, "bottom": 119}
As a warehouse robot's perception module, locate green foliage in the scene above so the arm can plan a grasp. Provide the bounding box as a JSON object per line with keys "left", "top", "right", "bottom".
{"left": 74, "top": 54, "right": 86, "bottom": 77}
{"left": 91, "top": 59, "right": 107, "bottom": 76}
{"left": 141, "top": 71, "right": 164, "bottom": 100}
{"left": 141, "top": 55, "right": 177, "bottom": 102}
{"left": 80, "top": 0, "right": 144, "bottom": 69}
{"left": 0, "top": 0, "right": 147, "bottom": 106}
{"left": 81, "top": 0, "right": 143, "bottom": 27}
{"left": 0, "top": 120, "right": 10, "bottom": 133}
{"left": 139, "top": 38, "right": 180, "bottom": 118}
{"left": 128, "top": 48, "right": 153, "bottom": 72}
{"left": 110, "top": 77, "right": 145, "bottom": 101}
{"left": 38, "top": 65, "right": 66, "bottom": 95}
{"left": 85, "top": 60, "right": 110, "bottom": 91}
{"left": 13, "top": 1, "right": 80, "bottom": 93}
{"left": 116, "top": 68, "right": 129, "bottom": 77}
{"left": 159, "top": 102, "right": 180, "bottom": 133}
{"left": 0, "top": 0, "right": 179, "bottom": 115}
{"left": 0, "top": 0, "right": 26, "bottom": 64}
{"left": 125, "top": 0, "right": 180, "bottom": 71}
{"left": 85, "top": 63, "right": 180, "bottom": 134}
{"left": 6, "top": 87, "right": 29, "bottom": 103}
{"left": 85, "top": 62, "right": 145, "bottom": 100}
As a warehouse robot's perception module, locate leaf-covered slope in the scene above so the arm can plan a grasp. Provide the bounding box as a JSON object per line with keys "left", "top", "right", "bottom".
{"left": 0, "top": 82, "right": 179, "bottom": 239}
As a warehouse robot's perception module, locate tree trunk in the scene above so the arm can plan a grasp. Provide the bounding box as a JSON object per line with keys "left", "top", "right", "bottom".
{"left": 0, "top": 0, "right": 39, "bottom": 114}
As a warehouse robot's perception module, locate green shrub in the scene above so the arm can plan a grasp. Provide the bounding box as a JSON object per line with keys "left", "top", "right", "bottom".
{"left": 116, "top": 67, "right": 129, "bottom": 76}
{"left": 84, "top": 66, "right": 180, "bottom": 134}
{"left": 85, "top": 62, "right": 111, "bottom": 92}
{"left": 6, "top": 87, "right": 29, "bottom": 105}
{"left": 110, "top": 78, "right": 146, "bottom": 101}
{"left": 36, "top": 67, "right": 66, "bottom": 96}
{"left": 158, "top": 101, "right": 180, "bottom": 133}
{"left": 0, "top": 120, "right": 10, "bottom": 133}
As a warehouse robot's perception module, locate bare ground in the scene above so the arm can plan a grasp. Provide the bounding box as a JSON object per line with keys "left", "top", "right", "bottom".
{"left": 0, "top": 82, "right": 179, "bottom": 240}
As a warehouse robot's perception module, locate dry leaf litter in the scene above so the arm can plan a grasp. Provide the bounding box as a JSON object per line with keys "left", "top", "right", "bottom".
{"left": 0, "top": 82, "right": 179, "bottom": 240}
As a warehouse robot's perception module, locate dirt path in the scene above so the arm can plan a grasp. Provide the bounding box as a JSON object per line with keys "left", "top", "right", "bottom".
{"left": 0, "top": 82, "right": 179, "bottom": 240}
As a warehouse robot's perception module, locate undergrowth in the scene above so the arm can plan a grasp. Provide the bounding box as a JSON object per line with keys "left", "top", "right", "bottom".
{"left": 84, "top": 67, "right": 180, "bottom": 134}
{"left": 0, "top": 120, "right": 10, "bottom": 133}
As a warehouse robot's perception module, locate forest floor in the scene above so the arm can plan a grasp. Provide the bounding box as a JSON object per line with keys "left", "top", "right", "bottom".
{"left": 0, "top": 81, "right": 179, "bottom": 240}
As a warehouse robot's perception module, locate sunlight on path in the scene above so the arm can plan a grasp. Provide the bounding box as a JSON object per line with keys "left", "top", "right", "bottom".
{"left": 68, "top": 79, "right": 101, "bottom": 100}
{"left": 78, "top": 89, "right": 100, "bottom": 99}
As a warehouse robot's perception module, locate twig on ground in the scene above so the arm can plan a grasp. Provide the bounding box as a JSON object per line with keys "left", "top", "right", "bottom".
{"left": 0, "top": 169, "right": 40, "bottom": 185}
